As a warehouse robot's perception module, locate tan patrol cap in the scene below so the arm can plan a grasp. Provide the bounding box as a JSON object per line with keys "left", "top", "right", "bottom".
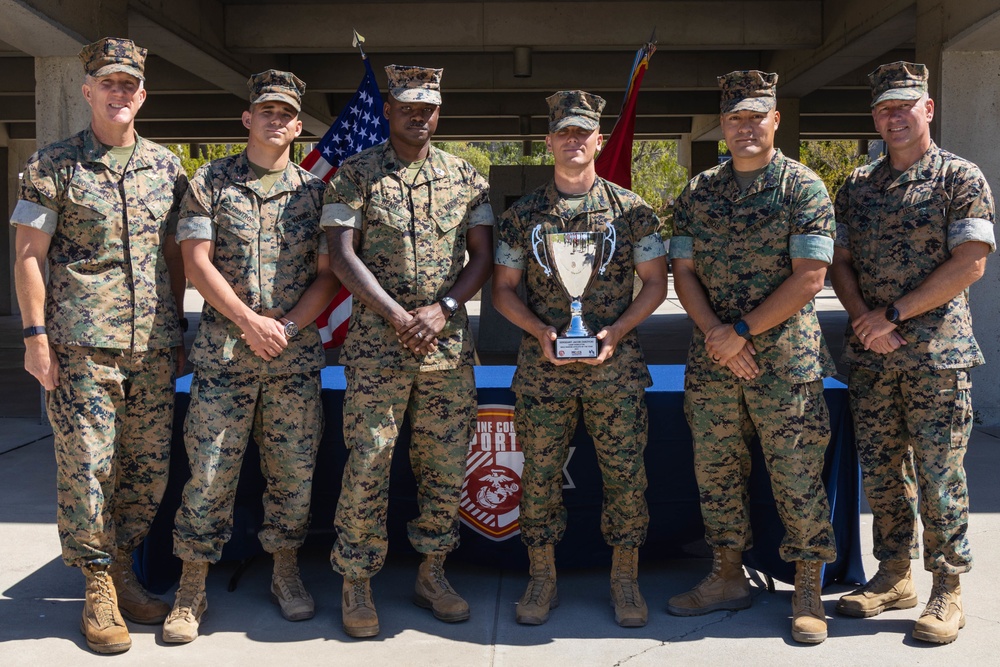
{"left": 247, "top": 70, "right": 306, "bottom": 112}
{"left": 718, "top": 70, "right": 778, "bottom": 114}
{"left": 78, "top": 37, "right": 147, "bottom": 81}
{"left": 546, "top": 90, "right": 605, "bottom": 133}
{"left": 868, "top": 62, "right": 928, "bottom": 107}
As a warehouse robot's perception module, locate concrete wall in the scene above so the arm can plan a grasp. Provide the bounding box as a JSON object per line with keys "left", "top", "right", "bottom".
{"left": 940, "top": 49, "right": 1000, "bottom": 427}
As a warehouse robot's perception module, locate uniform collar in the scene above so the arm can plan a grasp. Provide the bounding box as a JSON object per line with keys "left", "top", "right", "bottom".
{"left": 717, "top": 149, "right": 784, "bottom": 202}
{"left": 879, "top": 141, "right": 941, "bottom": 187}
{"left": 82, "top": 126, "right": 154, "bottom": 174}
{"left": 378, "top": 141, "right": 450, "bottom": 187}
{"left": 226, "top": 150, "right": 301, "bottom": 199}
{"left": 541, "top": 176, "right": 611, "bottom": 221}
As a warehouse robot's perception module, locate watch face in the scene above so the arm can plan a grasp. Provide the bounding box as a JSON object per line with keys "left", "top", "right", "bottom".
{"left": 284, "top": 321, "right": 299, "bottom": 338}
{"left": 734, "top": 320, "right": 751, "bottom": 338}
{"left": 441, "top": 297, "right": 458, "bottom": 314}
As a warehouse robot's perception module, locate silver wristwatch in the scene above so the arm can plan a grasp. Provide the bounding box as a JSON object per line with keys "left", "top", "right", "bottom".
{"left": 439, "top": 296, "right": 459, "bottom": 319}
{"left": 280, "top": 318, "right": 299, "bottom": 339}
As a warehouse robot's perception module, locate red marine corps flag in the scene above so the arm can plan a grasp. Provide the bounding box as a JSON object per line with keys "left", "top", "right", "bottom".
{"left": 594, "top": 39, "right": 656, "bottom": 189}
{"left": 303, "top": 31, "right": 388, "bottom": 348}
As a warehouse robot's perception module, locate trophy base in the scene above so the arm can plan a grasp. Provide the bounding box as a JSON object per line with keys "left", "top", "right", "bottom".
{"left": 554, "top": 336, "right": 599, "bottom": 359}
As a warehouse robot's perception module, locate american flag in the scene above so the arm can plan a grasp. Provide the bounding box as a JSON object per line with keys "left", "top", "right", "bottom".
{"left": 302, "top": 57, "right": 388, "bottom": 348}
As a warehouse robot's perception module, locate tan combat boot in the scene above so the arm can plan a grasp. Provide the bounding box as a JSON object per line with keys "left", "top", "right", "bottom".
{"left": 667, "top": 547, "right": 751, "bottom": 616}
{"left": 836, "top": 558, "right": 916, "bottom": 617}
{"left": 271, "top": 548, "right": 315, "bottom": 621}
{"left": 110, "top": 549, "right": 171, "bottom": 624}
{"left": 912, "top": 573, "right": 965, "bottom": 644}
{"left": 791, "top": 560, "right": 827, "bottom": 644}
{"left": 162, "top": 561, "right": 209, "bottom": 643}
{"left": 342, "top": 577, "right": 379, "bottom": 638}
{"left": 516, "top": 544, "right": 559, "bottom": 625}
{"left": 610, "top": 546, "right": 648, "bottom": 627}
{"left": 414, "top": 553, "right": 470, "bottom": 622}
{"left": 80, "top": 563, "right": 131, "bottom": 654}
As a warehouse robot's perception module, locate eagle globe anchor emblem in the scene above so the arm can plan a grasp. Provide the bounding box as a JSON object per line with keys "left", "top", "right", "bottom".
{"left": 474, "top": 468, "right": 521, "bottom": 511}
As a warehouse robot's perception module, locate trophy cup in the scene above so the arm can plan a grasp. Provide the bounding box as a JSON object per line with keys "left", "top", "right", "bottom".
{"left": 531, "top": 223, "right": 617, "bottom": 359}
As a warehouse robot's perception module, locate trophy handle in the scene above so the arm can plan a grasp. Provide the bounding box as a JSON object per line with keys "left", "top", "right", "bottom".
{"left": 531, "top": 224, "right": 553, "bottom": 277}
{"left": 598, "top": 224, "right": 617, "bottom": 275}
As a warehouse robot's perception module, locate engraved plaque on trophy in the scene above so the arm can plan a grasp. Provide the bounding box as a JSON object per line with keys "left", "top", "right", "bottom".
{"left": 531, "top": 223, "right": 616, "bottom": 359}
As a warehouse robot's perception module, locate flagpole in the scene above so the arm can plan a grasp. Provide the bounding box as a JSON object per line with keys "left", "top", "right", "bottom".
{"left": 352, "top": 28, "right": 368, "bottom": 60}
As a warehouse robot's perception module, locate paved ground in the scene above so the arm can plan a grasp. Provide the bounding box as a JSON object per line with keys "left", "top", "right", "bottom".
{"left": 2, "top": 287, "right": 999, "bottom": 666}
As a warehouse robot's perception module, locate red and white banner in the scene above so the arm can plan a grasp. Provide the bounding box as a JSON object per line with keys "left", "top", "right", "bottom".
{"left": 459, "top": 405, "right": 524, "bottom": 541}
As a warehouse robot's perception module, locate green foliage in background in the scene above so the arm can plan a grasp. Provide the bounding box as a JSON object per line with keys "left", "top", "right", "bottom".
{"left": 165, "top": 138, "right": 867, "bottom": 239}
{"left": 167, "top": 142, "right": 308, "bottom": 178}
{"left": 799, "top": 140, "right": 869, "bottom": 198}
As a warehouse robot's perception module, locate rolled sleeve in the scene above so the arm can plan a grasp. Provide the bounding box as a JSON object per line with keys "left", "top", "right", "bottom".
{"left": 320, "top": 203, "right": 362, "bottom": 229}
{"left": 495, "top": 239, "right": 526, "bottom": 270}
{"left": 10, "top": 200, "right": 58, "bottom": 235}
{"left": 176, "top": 216, "right": 214, "bottom": 243}
{"left": 633, "top": 232, "right": 667, "bottom": 264}
{"left": 668, "top": 235, "right": 693, "bottom": 260}
{"left": 948, "top": 217, "right": 996, "bottom": 253}
{"left": 790, "top": 234, "right": 834, "bottom": 263}
{"left": 469, "top": 202, "right": 495, "bottom": 227}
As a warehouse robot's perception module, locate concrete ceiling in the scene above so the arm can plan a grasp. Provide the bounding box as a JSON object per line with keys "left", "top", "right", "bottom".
{"left": 0, "top": 0, "right": 925, "bottom": 144}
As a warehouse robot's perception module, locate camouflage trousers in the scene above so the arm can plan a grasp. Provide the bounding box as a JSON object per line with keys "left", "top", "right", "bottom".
{"left": 684, "top": 375, "right": 836, "bottom": 563}
{"left": 849, "top": 367, "right": 973, "bottom": 574}
{"left": 172, "top": 368, "right": 322, "bottom": 562}
{"left": 47, "top": 345, "right": 174, "bottom": 568}
{"left": 515, "top": 392, "right": 649, "bottom": 548}
{"left": 331, "top": 365, "right": 476, "bottom": 579}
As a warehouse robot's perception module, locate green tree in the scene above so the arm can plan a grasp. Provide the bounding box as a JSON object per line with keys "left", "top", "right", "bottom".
{"left": 799, "top": 140, "right": 869, "bottom": 198}
{"left": 167, "top": 142, "right": 309, "bottom": 178}
{"left": 167, "top": 144, "right": 242, "bottom": 178}
{"left": 629, "top": 140, "right": 689, "bottom": 238}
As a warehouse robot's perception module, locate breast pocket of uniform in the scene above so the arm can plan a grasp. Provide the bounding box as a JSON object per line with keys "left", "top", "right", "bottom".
{"left": 734, "top": 201, "right": 790, "bottom": 266}
{"left": 64, "top": 182, "right": 122, "bottom": 244}
{"left": 365, "top": 196, "right": 410, "bottom": 233}
{"left": 141, "top": 188, "right": 174, "bottom": 234}
{"left": 215, "top": 202, "right": 261, "bottom": 247}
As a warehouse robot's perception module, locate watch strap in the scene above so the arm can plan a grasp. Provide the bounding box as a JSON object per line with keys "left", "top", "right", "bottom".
{"left": 23, "top": 325, "right": 47, "bottom": 338}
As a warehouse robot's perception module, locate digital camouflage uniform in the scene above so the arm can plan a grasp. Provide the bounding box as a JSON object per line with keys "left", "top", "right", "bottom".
{"left": 321, "top": 140, "right": 493, "bottom": 578}
{"left": 11, "top": 126, "right": 186, "bottom": 567}
{"left": 172, "top": 151, "right": 327, "bottom": 562}
{"left": 835, "top": 141, "right": 995, "bottom": 574}
{"left": 670, "top": 149, "right": 838, "bottom": 563}
{"left": 495, "top": 175, "right": 666, "bottom": 548}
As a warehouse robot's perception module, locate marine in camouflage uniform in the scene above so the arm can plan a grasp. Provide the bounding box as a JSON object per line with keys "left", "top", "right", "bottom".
{"left": 493, "top": 91, "right": 669, "bottom": 628}
{"left": 321, "top": 64, "right": 494, "bottom": 638}
{"left": 10, "top": 38, "right": 186, "bottom": 653}
{"left": 163, "top": 70, "right": 339, "bottom": 643}
{"left": 667, "top": 71, "right": 836, "bottom": 644}
{"left": 831, "top": 62, "right": 996, "bottom": 644}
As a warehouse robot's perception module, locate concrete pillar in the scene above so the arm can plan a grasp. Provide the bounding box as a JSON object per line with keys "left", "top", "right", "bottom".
{"left": 690, "top": 141, "right": 719, "bottom": 179}
{"left": 775, "top": 98, "right": 800, "bottom": 162}
{"left": 940, "top": 50, "right": 1000, "bottom": 427}
{"left": 34, "top": 57, "right": 90, "bottom": 149}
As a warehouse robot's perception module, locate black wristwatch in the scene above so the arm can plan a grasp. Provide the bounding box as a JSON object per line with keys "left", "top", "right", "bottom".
{"left": 280, "top": 318, "right": 299, "bottom": 339}
{"left": 439, "top": 296, "right": 459, "bottom": 319}
{"left": 733, "top": 319, "right": 752, "bottom": 340}
{"left": 885, "top": 304, "right": 901, "bottom": 324}
{"left": 23, "top": 325, "right": 46, "bottom": 338}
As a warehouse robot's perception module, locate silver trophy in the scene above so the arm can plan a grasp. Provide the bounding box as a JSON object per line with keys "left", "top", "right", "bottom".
{"left": 531, "top": 223, "right": 616, "bottom": 359}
